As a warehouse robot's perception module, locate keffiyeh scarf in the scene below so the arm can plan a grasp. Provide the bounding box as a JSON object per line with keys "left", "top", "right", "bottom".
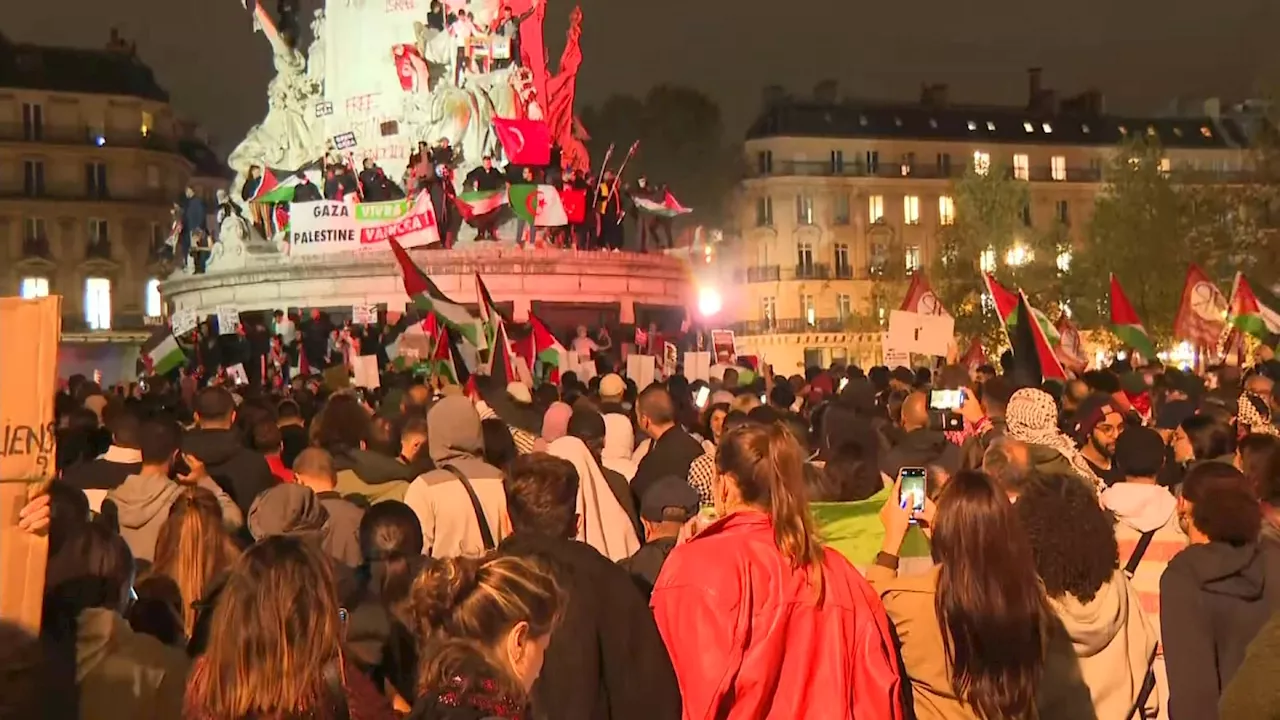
{"left": 1005, "top": 388, "right": 1104, "bottom": 490}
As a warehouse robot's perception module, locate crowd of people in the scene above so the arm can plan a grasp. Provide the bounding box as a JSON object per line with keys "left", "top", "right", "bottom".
{"left": 13, "top": 345, "right": 1280, "bottom": 719}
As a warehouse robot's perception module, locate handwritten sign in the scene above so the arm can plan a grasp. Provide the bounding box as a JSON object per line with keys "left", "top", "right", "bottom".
{"left": 315, "top": 101, "right": 335, "bottom": 118}
{"left": 887, "top": 310, "right": 954, "bottom": 357}
{"left": 352, "top": 355, "right": 381, "bottom": 388}
{"left": 683, "top": 351, "right": 711, "bottom": 382}
{"left": 663, "top": 342, "right": 678, "bottom": 379}
{"left": 333, "top": 131, "right": 358, "bottom": 150}
{"left": 288, "top": 193, "right": 441, "bottom": 254}
{"left": 170, "top": 308, "right": 198, "bottom": 336}
{"left": 216, "top": 306, "right": 241, "bottom": 336}
{"left": 0, "top": 295, "right": 60, "bottom": 633}
{"left": 881, "top": 332, "right": 911, "bottom": 369}
{"left": 226, "top": 363, "right": 249, "bottom": 386}
{"left": 352, "top": 304, "right": 378, "bottom": 325}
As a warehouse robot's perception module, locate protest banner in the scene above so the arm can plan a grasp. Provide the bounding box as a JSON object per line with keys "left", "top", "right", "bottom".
{"left": 887, "top": 310, "right": 955, "bottom": 358}
{"left": 170, "top": 308, "right": 199, "bottom": 336}
{"left": 626, "top": 354, "right": 656, "bottom": 392}
{"left": 352, "top": 304, "right": 378, "bottom": 325}
{"left": 662, "top": 342, "right": 678, "bottom": 379}
{"left": 288, "top": 192, "right": 441, "bottom": 255}
{"left": 684, "top": 351, "right": 711, "bottom": 382}
{"left": 217, "top": 306, "right": 241, "bottom": 335}
{"left": 0, "top": 296, "right": 60, "bottom": 633}
{"left": 352, "top": 355, "right": 381, "bottom": 389}
{"left": 711, "top": 329, "right": 736, "bottom": 363}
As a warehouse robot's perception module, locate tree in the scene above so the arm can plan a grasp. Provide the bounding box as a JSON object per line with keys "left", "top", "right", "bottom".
{"left": 579, "top": 85, "right": 743, "bottom": 223}
{"left": 931, "top": 165, "right": 1068, "bottom": 351}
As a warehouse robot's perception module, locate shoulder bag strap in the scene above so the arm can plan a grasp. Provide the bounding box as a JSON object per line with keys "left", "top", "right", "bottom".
{"left": 1124, "top": 529, "right": 1158, "bottom": 578}
{"left": 442, "top": 464, "right": 496, "bottom": 550}
{"left": 1128, "top": 644, "right": 1159, "bottom": 719}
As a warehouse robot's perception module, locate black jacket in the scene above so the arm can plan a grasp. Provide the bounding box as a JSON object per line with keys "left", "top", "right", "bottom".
{"left": 1161, "top": 541, "right": 1280, "bottom": 720}
{"left": 631, "top": 427, "right": 704, "bottom": 510}
{"left": 499, "top": 532, "right": 682, "bottom": 720}
{"left": 182, "top": 428, "right": 277, "bottom": 516}
{"left": 61, "top": 453, "right": 141, "bottom": 494}
{"left": 278, "top": 423, "right": 309, "bottom": 468}
{"left": 879, "top": 428, "right": 962, "bottom": 481}
{"left": 620, "top": 535, "right": 677, "bottom": 598}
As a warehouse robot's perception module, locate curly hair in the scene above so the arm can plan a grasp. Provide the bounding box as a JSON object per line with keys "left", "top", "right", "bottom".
{"left": 1014, "top": 473, "right": 1118, "bottom": 603}
{"left": 1182, "top": 462, "right": 1261, "bottom": 545}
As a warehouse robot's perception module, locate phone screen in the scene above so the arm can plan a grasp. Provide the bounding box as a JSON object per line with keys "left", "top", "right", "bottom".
{"left": 899, "top": 467, "right": 927, "bottom": 515}
{"left": 929, "top": 389, "right": 964, "bottom": 410}
{"left": 838, "top": 377, "right": 849, "bottom": 392}
{"left": 695, "top": 386, "right": 710, "bottom": 408}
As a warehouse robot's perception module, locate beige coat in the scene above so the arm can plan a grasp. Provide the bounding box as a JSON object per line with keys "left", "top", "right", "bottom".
{"left": 868, "top": 564, "right": 1096, "bottom": 720}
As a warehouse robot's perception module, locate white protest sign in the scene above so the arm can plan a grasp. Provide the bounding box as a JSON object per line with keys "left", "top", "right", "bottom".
{"left": 351, "top": 354, "right": 381, "bottom": 389}
{"left": 887, "top": 310, "right": 955, "bottom": 358}
{"left": 288, "top": 192, "right": 440, "bottom": 255}
{"left": 170, "top": 309, "right": 198, "bottom": 337}
{"left": 881, "top": 332, "right": 911, "bottom": 368}
{"left": 216, "top": 306, "right": 241, "bottom": 335}
{"left": 684, "top": 351, "right": 712, "bottom": 383}
{"left": 663, "top": 342, "right": 678, "bottom": 379}
{"left": 626, "top": 354, "right": 657, "bottom": 392}
{"left": 226, "top": 363, "right": 249, "bottom": 385}
{"left": 352, "top": 304, "right": 378, "bottom": 325}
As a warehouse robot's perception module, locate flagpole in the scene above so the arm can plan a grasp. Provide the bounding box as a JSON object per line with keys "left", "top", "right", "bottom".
{"left": 611, "top": 140, "right": 640, "bottom": 225}
{"left": 591, "top": 142, "right": 615, "bottom": 197}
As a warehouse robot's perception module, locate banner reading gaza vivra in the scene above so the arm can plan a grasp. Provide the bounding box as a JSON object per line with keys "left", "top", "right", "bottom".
{"left": 288, "top": 192, "right": 441, "bottom": 255}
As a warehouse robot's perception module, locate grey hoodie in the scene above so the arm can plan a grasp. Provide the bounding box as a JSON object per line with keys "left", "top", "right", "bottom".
{"left": 107, "top": 473, "right": 241, "bottom": 563}
{"left": 403, "top": 396, "right": 506, "bottom": 558}
{"left": 75, "top": 607, "right": 190, "bottom": 720}
{"left": 248, "top": 484, "right": 363, "bottom": 567}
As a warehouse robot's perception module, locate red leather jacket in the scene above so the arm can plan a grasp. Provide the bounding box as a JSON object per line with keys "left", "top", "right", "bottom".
{"left": 651, "top": 511, "right": 904, "bottom": 720}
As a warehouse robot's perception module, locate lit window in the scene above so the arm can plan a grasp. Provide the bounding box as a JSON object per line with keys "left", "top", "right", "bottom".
{"left": 1056, "top": 249, "right": 1072, "bottom": 273}
{"left": 1042, "top": 122, "right": 1053, "bottom": 133}
{"left": 1159, "top": 157, "right": 1171, "bottom": 174}
{"left": 1005, "top": 244, "right": 1033, "bottom": 267}
{"left": 145, "top": 278, "right": 163, "bottom": 318}
{"left": 837, "top": 294, "right": 852, "bottom": 320}
{"left": 85, "top": 277, "right": 112, "bottom": 330}
{"left": 986, "top": 121, "right": 996, "bottom": 131}
{"left": 1051, "top": 155, "right": 1067, "bottom": 181}
{"left": 1013, "top": 154, "right": 1030, "bottom": 181}
{"left": 938, "top": 195, "right": 956, "bottom": 225}
{"left": 905, "top": 245, "right": 921, "bottom": 273}
{"left": 973, "top": 151, "right": 991, "bottom": 176}
{"left": 979, "top": 247, "right": 997, "bottom": 273}
{"left": 802, "top": 295, "right": 817, "bottom": 326}
{"left": 795, "top": 194, "right": 814, "bottom": 225}
{"left": 141, "top": 110, "right": 154, "bottom": 137}
{"left": 868, "top": 195, "right": 885, "bottom": 224}
{"left": 20, "top": 277, "right": 49, "bottom": 299}
{"left": 1023, "top": 121, "right": 1035, "bottom": 133}
{"left": 967, "top": 120, "right": 977, "bottom": 131}
{"left": 903, "top": 195, "right": 921, "bottom": 225}
{"left": 1201, "top": 126, "right": 1213, "bottom": 138}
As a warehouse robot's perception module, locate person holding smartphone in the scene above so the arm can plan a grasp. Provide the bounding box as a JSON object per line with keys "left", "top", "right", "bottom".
{"left": 880, "top": 392, "right": 962, "bottom": 485}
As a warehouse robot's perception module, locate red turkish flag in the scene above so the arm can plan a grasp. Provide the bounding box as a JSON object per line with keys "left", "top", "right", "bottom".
{"left": 559, "top": 187, "right": 587, "bottom": 223}
{"left": 493, "top": 118, "right": 551, "bottom": 166}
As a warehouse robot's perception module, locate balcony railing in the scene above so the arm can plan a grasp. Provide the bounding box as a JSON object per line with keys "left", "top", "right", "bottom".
{"left": 732, "top": 317, "right": 850, "bottom": 335}
{"left": 753, "top": 159, "right": 1261, "bottom": 184}
{"left": 795, "top": 262, "right": 831, "bottom": 280}
{"left": 744, "top": 265, "right": 781, "bottom": 283}
{"left": 0, "top": 123, "right": 180, "bottom": 153}
{"left": 737, "top": 263, "right": 869, "bottom": 283}
{"left": 61, "top": 312, "right": 151, "bottom": 333}
{"left": 0, "top": 186, "right": 174, "bottom": 205}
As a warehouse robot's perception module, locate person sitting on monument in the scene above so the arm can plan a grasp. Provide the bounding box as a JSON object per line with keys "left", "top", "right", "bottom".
{"left": 490, "top": 0, "right": 538, "bottom": 70}
{"left": 464, "top": 155, "right": 506, "bottom": 241}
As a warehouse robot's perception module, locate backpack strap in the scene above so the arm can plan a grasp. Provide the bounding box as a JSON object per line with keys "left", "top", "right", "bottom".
{"left": 1124, "top": 529, "right": 1157, "bottom": 578}
{"left": 442, "top": 464, "right": 496, "bottom": 550}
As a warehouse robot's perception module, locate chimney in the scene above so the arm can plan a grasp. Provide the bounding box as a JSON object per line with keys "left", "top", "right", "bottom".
{"left": 920, "top": 83, "right": 949, "bottom": 108}
{"left": 1027, "top": 67, "right": 1043, "bottom": 107}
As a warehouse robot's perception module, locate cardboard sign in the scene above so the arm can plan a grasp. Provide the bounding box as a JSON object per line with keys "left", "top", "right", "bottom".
{"left": 170, "top": 308, "right": 199, "bottom": 337}
{"left": 887, "top": 310, "right": 955, "bottom": 358}
{"left": 684, "top": 351, "right": 711, "bottom": 383}
{"left": 333, "top": 131, "right": 358, "bottom": 150}
{"left": 0, "top": 296, "right": 60, "bottom": 633}
{"left": 881, "top": 332, "right": 911, "bottom": 368}
{"left": 626, "top": 354, "right": 656, "bottom": 392}
{"left": 216, "top": 306, "right": 241, "bottom": 336}
{"left": 315, "top": 101, "right": 335, "bottom": 117}
{"left": 352, "top": 304, "right": 378, "bottom": 326}
{"left": 352, "top": 354, "right": 381, "bottom": 389}
{"left": 288, "top": 192, "right": 441, "bottom": 254}
{"left": 711, "top": 329, "right": 736, "bottom": 363}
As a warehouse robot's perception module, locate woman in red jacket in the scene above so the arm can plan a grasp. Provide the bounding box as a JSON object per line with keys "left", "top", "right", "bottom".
{"left": 651, "top": 422, "right": 904, "bottom": 720}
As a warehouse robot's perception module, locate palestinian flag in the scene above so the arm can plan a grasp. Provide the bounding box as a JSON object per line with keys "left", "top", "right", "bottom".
{"left": 1229, "top": 272, "right": 1280, "bottom": 342}
{"left": 1109, "top": 274, "right": 1158, "bottom": 361}
{"left": 455, "top": 189, "right": 507, "bottom": 221}
{"left": 960, "top": 338, "right": 986, "bottom": 371}
{"left": 982, "top": 273, "right": 1059, "bottom": 344}
{"left": 634, "top": 190, "right": 693, "bottom": 218}
{"left": 388, "top": 236, "right": 487, "bottom": 349}
{"left": 1011, "top": 290, "right": 1067, "bottom": 384}
{"left": 529, "top": 313, "right": 568, "bottom": 384}
{"left": 475, "top": 274, "right": 504, "bottom": 345}
{"left": 388, "top": 317, "right": 435, "bottom": 372}
{"left": 900, "top": 271, "right": 950, "bottom": 316}
{"left": 142, "top": 326, "right": 186, "bottom": 376}
{"left": 254, "top": 173, "right": 306, "bottom": 204}
{"left": 488, "top": 319, "right": 518, "bottom": 385}
{"left": 508, "top": 184, "right": 569, "bottom": 227}
{"left": 430, "top": 325, "right": 469, "bottom": 386}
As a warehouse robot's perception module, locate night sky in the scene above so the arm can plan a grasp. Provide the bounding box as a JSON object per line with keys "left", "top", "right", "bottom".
{"left": 6, "top": 0, "right": 1277, "bottom": 153}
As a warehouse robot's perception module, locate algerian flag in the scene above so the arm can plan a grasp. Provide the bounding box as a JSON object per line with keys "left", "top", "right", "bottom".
{"left": 255, "top": 173, "right": 305, "bottom": 204}
{"left": 455, "top": 189, "right": 507, "bottom": 220}
{"left": 1109, "top": 274, "right": 1158, "bottom": 360}
{"left": 142, "top": 326, "right": 186, "bottom": 375}
{"left": 508, "top": 184, "right": 569, "bottom": 227}
{"left": 634, "top": 190, "right": 693, "bottom": 218}
{"left": 388, "top": 236, "right": 487, "bottom": 349}
{"left": 1230, "top": 272, "right": 1280, "bottom": 341}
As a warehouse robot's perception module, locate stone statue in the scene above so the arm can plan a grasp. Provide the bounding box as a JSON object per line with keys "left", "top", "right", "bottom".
{"left": 306, "top": 9, "right": 326, "bottom": 93}
{"left": 205, "top": 213, "right": 253, "bottom": 272}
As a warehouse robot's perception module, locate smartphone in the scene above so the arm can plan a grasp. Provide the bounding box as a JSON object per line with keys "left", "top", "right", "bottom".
{"left": 929, "top": 388, "right": 965, "bottom": 410}
{"left": 838, "top": 377, "right": 849, "bottom": 392}
{"left": 694, "top": 386, "right": 710, "bottom": 408}
{"left": 759, "top": 393, "right": 767, "bottom": 404}
{"left": 898, "top": 467, "right": 927, "bottom": 518}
